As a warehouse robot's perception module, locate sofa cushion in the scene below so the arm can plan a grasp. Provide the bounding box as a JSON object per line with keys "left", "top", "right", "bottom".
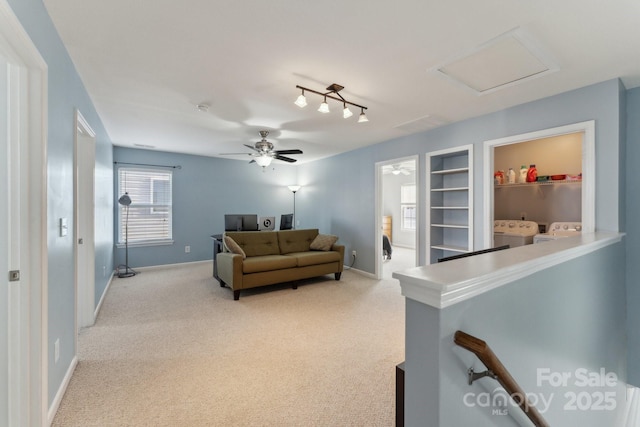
{"left": 310, "top": 234, "right": 338, "bottom": 251}
{"left": 277, "top": 229, "right": 319, "bottom": 254}
{"left": 242, "top": 255, "right": 298, "bottom": 274}
{"left": 223, "top": 236, "right": 246, "bottom": 259}
{"left": 224, "top": 231, "right": 280, "bottom": 257}
{"left": 288, "top": 251, "right": 341, "bottom": 267}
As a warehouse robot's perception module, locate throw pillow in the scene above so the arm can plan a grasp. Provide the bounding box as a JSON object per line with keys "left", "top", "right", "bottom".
{"left": 224, "top": 236, "right": 246, "bottom": 259}
{"left": 310, "top": 234, "right": 338, "bottom": 251}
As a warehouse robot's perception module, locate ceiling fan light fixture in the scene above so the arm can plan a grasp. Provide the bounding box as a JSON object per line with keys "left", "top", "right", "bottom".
{"left": 343, "top": 104, "right": 353, "bottom": 119}
{"left": 318, "top": 97, "right": 330, "bottom": 113}
{"left": 294, "top": 90, "right": 307, "bottom": 108}
{"left": 255, "top": 155, "right": 272, "bottom": 167}
{"left": 358, "top": 108, "right": 369, "bottom": 123}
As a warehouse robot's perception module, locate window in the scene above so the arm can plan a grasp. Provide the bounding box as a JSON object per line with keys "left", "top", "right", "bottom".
{"left": 401, "top": 183, "right": 416, "bottom": 230}
{"left": 117, "top": 167, "right": 173, "bottom": 246}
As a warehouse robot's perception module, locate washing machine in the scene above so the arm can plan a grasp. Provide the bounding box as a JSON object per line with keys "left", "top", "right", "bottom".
{"left": 533, "top": 222, "right": 582, "bottom": 243}
{"left": 493, "top": 220, "right": 539, "bottom": 247}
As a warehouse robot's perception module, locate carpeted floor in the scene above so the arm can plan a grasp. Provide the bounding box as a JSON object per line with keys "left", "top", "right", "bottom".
{"left": 52, "top": 262, "right": 405, "bottom": 426}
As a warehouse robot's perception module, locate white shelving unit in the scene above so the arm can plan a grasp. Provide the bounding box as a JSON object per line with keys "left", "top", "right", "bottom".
{"left": 426, "top": 145, "right": 474, "bottom": 264}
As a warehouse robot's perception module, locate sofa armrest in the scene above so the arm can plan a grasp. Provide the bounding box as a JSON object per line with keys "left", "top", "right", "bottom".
{"left": 217, "top": 252, "right": 244, "bottom": 289}
{"left": 332, "top": 244, "right": 345, "bottom": 271}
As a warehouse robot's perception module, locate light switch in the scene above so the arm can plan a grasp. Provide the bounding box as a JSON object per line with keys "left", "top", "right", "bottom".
{"left": 59, "top": 217, "right": 68, "bottom": 237}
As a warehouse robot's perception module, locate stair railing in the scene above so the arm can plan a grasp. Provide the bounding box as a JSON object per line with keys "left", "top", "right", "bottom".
{"left": 454, "top": 330, "right": 550, "bottom": 427}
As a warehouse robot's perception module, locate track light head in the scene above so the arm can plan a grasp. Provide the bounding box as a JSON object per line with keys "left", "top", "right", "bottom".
{"left": 318, "top": 97, "right": 330, "bottom": 113}
{"left": 358, "top": 108, "right": 369, "bottom": 123}
{"left": 343, "top": 104, "right": 353, "bottom": 119}
{"left": 294, "top": 90, "right": 307, "bottom": 108}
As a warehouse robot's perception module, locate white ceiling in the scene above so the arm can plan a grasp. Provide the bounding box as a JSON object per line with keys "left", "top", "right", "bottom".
{"left": 43, "top": 0, "right": 640, "bottom": 164}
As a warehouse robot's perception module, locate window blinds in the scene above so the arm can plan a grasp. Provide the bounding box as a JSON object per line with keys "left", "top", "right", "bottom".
{"left": 118, "top": 168, "right": 172, "bottom": 244}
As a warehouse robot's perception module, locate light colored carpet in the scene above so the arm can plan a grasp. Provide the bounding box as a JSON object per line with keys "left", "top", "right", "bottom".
{"left": 382, "top": 246, "right": 416, "bottom": 280}
{"left": 52, "top": 262, "right": 405, "bottom": 426}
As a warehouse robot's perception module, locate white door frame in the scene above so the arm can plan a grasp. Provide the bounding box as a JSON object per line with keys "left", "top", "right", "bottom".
{"left": 374, "top": 155, "right": 419, "bottom": 279}
{"left": 0, "top": 1, "right": 48, "bottom": 425}
{"left": 74, "top": 110, "right": 96, "bottom": 330}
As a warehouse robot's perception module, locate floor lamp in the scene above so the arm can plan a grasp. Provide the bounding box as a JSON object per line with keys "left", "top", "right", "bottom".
{"left": 118, "top": 192, "right": 136, "bottom": 278}
{"left": 288, "top": 185, "right": 301, "bottom": 229}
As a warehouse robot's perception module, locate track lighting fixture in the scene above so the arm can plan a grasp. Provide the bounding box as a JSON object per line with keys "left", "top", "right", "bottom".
{"left": 295, "top": 83, "right": 368, "bottom": 122}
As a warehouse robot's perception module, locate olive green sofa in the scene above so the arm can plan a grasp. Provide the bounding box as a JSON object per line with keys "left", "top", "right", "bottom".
{"left": 217, "top": 229, "right": 345, "bottom": 300}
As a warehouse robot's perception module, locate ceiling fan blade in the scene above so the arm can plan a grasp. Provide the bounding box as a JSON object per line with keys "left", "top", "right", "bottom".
{"left": 274, "top": 149, "right": 303, "bottom": 155}
{"left": 243, "top": 144, "right": 260, "bottom": 153}
{"left": 274, "top": 155, "right": 297, "bottom": 163}
{"left": 249, "top": 159, "right": 256, "bottom": 164}
{"left": 401, "top": 169, "right": 411, "bottom": 175}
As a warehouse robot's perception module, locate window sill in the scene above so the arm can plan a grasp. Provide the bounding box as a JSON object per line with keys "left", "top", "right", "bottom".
{"left": 116, "top": 239, "right": 174, "bottom": 249}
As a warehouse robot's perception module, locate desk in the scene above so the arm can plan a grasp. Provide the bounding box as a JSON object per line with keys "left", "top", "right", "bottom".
{"left": 211, "top": 234, "right": 223, "bottom": 281}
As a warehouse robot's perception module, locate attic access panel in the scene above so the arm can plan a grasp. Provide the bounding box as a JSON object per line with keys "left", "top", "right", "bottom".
{"left": 431, "top": 28, "right": 559, "bottom": 95}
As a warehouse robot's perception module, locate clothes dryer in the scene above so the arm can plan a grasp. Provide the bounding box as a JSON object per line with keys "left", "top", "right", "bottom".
{"left": 493, "top": 220, "right": 539, "bottom": 247}
{"left": 533, "top": 222, "right": 582, "bottom": 243}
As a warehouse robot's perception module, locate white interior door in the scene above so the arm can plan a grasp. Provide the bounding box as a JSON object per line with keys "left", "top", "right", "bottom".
{"left": 75, "top": 112, "right": 96, "bottom": 330}
{"left": 0, "top": 1, "right": 48, "bottom": 424}
{"left": 0, "top": 51, "right": 12, "bottom": 427}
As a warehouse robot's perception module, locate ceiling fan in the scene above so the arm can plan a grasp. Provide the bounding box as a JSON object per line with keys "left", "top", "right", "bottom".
{"left": 387, "top": 164, "right": 411, "bottom": 175}
{"left": 221, "top": 131, "right": 303, "bottom": 169}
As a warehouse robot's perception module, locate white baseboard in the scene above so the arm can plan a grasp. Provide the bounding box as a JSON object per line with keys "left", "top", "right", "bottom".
{"left": 346, "top": 267, "right": 377, "bottom": 279}
{"left": 94, "top": 271, "right": 114, "bottom": 319}
{"left": 129, "top": 259, "right": 212, "bottom": 273}
{"left": 48, "top": 355, "right": 78, "bottom": 425}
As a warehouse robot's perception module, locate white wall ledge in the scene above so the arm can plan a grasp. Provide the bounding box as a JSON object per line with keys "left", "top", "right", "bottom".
{"left": 393, "top": 232, "right": 624, "bottom": 309}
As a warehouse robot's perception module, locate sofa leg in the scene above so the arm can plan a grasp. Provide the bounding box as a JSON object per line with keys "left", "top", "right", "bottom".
{"left": 292, "top": 283, "right": 298, "bottom": 290}
{"left": 233, "top": 290, "right": 240, "bottom": 300}
{"left": 335, "top": 272, "right": 342, "bottom": 280}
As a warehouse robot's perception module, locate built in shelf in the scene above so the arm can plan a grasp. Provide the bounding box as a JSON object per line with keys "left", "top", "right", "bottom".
{"left": 431, "top": 206, "right": 469, "bottom": 210}
{"left": 431, "top": 167, "right": 469, "bottom": 175}
{"left": 430, "top": 244, "right": 469, "bottom": 253}
{"left": 431, "top": 187, "right": 469, "bottom": 192}
{"left": 495, "top": 180, "right": 581, "bottom": 188}
{"left": 427, "top": 145, "right": 474, "bottom": 265}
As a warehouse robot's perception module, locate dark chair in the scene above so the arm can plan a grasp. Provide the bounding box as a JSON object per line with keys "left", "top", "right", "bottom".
{"left": 383, "top": 234, "right": 392, "bottom": 260}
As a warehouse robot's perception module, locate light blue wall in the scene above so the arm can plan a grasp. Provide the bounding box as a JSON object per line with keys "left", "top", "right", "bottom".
{"left": 298, "top": 80, "right": 624, "bottom": 275}
{"left": 626, "top": 87, "right": 640, "bottom": 386}
{"left": 405, "top": 242, "right": 627, "bottom": 426}
{"left": 8, "top": 0, "right": 114, "bottom": 407}
{"left": 113, "top": 147, "right": 298, "bottom": 268}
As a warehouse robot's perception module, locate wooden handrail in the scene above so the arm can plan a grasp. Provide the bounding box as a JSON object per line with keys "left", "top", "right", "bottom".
{"left": 454, "top": 330, "right": 550, "bottom": 427}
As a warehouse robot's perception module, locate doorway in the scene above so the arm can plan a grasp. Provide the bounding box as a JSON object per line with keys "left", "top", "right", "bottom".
{"left": 375, "top": 156, "right": 419, "bottom": 279}
{"left": 0, "top": 0, "right": 48, "bottom": 424}
{"left": 483, "top": 121, "right": 595, "bottom": 247}
{"left": 75, "top": 111, "right": 96, "bottom": 330}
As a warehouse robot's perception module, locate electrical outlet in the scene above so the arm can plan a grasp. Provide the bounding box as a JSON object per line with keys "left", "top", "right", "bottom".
{"left": 103, "top": 266, "right": 106, "bottom": 277}
{"left": 352, "top": 250, "right": 357, "bottom": 257}
{"left": 185, "top": 245, "right": 191, "bottom": 253}
{"left": 54, "top": 338, "right": 60, "bottom": 363}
